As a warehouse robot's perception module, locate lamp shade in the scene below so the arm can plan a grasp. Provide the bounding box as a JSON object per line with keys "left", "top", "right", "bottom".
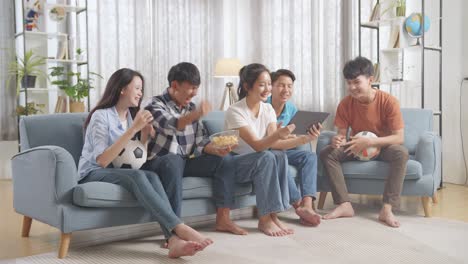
{"left": 214, "top": 58, "right": 242, "bottom": 78}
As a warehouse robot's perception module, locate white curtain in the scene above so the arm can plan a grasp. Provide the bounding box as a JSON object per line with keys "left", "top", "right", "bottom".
{"left": 86, "top": 0, "right": 217, "bottom": 107}
{"left": 87, "top": 0, "right": 355, "bottom": 122}
{"left": 256, "top": 0, "right": 354, "bottom": 116}
{"left": 0, "top": 0, "right": 17, "bottom": 140}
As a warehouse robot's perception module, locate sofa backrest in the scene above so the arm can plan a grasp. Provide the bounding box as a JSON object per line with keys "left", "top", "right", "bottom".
{"left": 401, "top": 108, "right": 434, "bottom": 154}
{"left": 202, "top": 111, "right": 225, "bottom": 135}
{"left": 19, "top": 113, "right": 88, "bottom": 166}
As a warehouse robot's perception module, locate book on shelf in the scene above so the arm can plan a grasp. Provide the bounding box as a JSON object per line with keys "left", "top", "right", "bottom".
{"left": 369, "top": 3, "right": 380, "bottom": 21}
{"left": 54, "top": 95, "right": 68, "bottom": 113}
{"left": 56, "top": 39, "right": 69, "bottom": 60}
{"left": 373, "top": 63, "right": 380, "bottom": 83}
{"left": 388, "top": 26, "right": 400, "bottom": 49}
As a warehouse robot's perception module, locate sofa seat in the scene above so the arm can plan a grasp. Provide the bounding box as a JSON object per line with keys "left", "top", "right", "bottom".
{"left": 74, "top": 164, "right": 300, "bottom": 208}
{"left": 339, "top": 159, "right": 421, "bottom": 181}
{"left": 74, "top": 176, "right": 253, "bottom": 208}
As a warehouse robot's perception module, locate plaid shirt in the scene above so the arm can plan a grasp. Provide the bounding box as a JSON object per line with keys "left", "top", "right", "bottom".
{"left": 146, "top": 88, "right": 210, "bottom": 158}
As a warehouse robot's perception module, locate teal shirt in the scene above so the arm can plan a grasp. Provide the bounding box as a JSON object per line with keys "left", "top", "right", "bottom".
{"left": 266, "top": 96, "right": 298, "bottom": 126}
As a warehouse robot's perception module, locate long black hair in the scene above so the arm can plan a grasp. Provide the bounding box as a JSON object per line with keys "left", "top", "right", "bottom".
{"left": 237, "top": 63, "right": 270, "bottom": 100}
{"left": 84, "top": 68, "right": 145, "bottom": 131}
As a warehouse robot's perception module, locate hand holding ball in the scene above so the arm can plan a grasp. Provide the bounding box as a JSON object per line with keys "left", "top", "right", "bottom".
{"left": 354, "top": 131, "right": 380, "bottom": 161}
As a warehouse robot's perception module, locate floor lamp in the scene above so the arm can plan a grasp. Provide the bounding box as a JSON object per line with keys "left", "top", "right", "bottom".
{"left": 214, "top": 58, "right": 242, "bottom": 111}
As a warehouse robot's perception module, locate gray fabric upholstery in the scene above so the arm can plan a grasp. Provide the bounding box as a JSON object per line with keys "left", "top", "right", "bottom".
{"left": 13, "top": 111, "right": 273, "bottom": 233}
{"left": 317, "top": 108, "right": 442, "bottom": 198}
{"left": 73, "top": 177, "right": 254, "bottom": 208}
{"left": 19, "top": 113, "right": 87, "bottom": 166}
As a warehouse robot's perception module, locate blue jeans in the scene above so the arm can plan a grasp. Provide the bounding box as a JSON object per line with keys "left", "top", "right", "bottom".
{"left": 143, "top": 154, "right": 224, "bottom": 217}
{"left": 214, "top": 150, "right": 290, "bottom": 216}
{"left": 286, "top": 149, "right": 318, "bottom": 204}
{"left": 80, "top": 162, "right": 181, "bottom": 239}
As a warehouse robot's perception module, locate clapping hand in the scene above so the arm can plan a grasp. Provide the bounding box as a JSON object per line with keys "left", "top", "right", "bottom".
{"left": 132, "top": 110, "right": 154, "bottom": 131}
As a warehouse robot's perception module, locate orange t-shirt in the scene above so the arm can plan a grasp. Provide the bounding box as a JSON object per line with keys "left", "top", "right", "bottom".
{"left": 334, "top": 89, "right": 404, "bottom": 137}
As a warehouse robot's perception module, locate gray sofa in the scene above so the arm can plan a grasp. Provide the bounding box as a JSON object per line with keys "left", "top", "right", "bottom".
{"left": 12, "top": 111, "right": 309, "bottom": 258}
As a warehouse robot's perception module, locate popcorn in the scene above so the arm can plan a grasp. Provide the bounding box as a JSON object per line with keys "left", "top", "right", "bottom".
{"left": 211, "top": 135, "right": 238, "bottom": 148}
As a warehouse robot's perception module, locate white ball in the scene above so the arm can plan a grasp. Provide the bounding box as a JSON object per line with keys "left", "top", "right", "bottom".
{"left": 354, "top": 131, "right": 380, "bottom": 161}
{"left": 112, "top": 139, "right": 147, "bottom": 169}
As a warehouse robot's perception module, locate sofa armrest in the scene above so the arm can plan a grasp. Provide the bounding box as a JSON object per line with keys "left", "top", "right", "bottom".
{"left": 12, "top": 146, "right": 79, "bottom": 227}
{"left": 317, "top": 131, "right": 336, "bottom": 153}
{"left": 415, "top": 132, "right": 442, "bottom": 183}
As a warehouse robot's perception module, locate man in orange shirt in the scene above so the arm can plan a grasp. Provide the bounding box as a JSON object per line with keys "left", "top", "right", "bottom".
{"left": 319, "top": 57, "right": 409, "bottom": 228}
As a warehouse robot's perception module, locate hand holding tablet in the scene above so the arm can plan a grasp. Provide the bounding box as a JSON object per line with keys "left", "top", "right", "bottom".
{"left": 288, "top": 111, "right": 330, "bottom": 135}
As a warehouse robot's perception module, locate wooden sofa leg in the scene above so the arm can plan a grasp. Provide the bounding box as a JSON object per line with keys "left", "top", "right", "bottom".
{"left": 432, "top": 192, "right": 439, "bottom": 204}
{"left": 21, "top": 216, "right": 33, "bottom": 237}
{"left": 58, "top": 233, "right": 72, "bottom": 259}
{"left": 421, "top": 196, "right": 432, "bottom": 217}
{"left": 318, "top": 192, "right": 327, "bottom": 210}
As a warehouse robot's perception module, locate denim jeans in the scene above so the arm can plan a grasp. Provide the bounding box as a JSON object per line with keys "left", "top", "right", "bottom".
{"left": 214, "top": 150, "right": 291, "bottom": 216}
{"left": 286, "top": 149, "right": 318, "bottom": 204}
{"left": 143, "top": 154, "right": 224, "bottom": 217}
{"left": 79, "top": 161, "right": 181, "bottom": 239}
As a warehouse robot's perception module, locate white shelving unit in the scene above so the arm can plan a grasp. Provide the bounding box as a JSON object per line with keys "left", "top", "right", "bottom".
{"left": 358, "top": 0, "right": 443, "bottom": 186}
{"left": 358, "top": 0, "right": 442, "bottom": 134}
{"left": 13, "top": 0, "right": 89, "bottom": 115}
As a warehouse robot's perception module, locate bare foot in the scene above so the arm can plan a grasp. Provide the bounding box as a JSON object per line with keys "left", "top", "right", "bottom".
{"left": 323, "top": 202, "right": 355, "bottom": 220}
{"left": 167, "top": 236, "right": 202, "bottom": 258}
{"left": 378, "top": 204, "right": 400, "bottom": 228}
{"left": 295, "top": 206, "right": 321, "bottom": 227}
{"left": 271, "top": 213, "right": 294, "bottom": 234}
{"left": 258, "top": 214, "right": 287, "bottom": 236}
{"left": 216, "top": 208, "right": 248, "bottom": 235}
{"left": 216, "top": 220, "right": 248, "bottom": 235}
{"left": 173, "top": 224, "right": 214, "bottom": 249}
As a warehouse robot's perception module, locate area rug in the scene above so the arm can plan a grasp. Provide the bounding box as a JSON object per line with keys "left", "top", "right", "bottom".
{"left": 2, "top": 207, "right": 467, "bottom": 264}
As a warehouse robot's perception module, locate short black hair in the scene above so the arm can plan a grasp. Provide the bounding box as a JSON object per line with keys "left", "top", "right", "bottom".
{"left": 271, "top": 69, "right": 296, "bottom": 83}
{"left": 167, "top": 62, "right": 201, "bottom": 86}
{"left": 343, "top": 56, "right": 374, "bottom": 80}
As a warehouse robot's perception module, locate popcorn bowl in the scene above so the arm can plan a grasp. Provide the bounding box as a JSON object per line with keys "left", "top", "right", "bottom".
{"left": 209, "top": 130, "right": 239, "bottom": 149}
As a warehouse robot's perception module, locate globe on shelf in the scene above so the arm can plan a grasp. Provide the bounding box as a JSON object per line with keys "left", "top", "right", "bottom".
{"left": 404, "top": 13, "right": 430, "bottom": 46}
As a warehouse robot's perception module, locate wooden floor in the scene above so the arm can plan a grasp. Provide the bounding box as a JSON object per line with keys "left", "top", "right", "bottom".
{"left": 1, "top": 179, "right": 468, "bottom": 260}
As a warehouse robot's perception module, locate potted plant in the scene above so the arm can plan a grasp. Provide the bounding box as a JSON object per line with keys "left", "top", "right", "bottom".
{"left": 75, "top": 48, "right": 85, "bottom": 61}
{"left": 50, "top": 66, "right": 102, "bottom": 112}
{"left": 7, "top": 49, "right": 47, "bottom": 95}
{"left": 396, "top": 0, "right": 406, "bottom": 17}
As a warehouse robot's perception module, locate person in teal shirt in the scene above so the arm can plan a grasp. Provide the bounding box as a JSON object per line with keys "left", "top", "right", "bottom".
{"left": 266, "top": 94, "right": 297, "bottom": 126}
{"left": 267, "top": 69, "right": 322, "bottom": 226}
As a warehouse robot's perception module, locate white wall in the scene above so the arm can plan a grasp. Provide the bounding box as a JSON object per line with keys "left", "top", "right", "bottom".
{"left": 442, "top": 0, "right": 468, "bottom": 184}
{"left": 0, "top": 141, "right": 18, "bottom": 179}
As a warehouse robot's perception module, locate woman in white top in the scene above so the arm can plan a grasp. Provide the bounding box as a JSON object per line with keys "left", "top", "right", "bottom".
{"left": 217, "top": 63, "right": 321, "bottom": 236}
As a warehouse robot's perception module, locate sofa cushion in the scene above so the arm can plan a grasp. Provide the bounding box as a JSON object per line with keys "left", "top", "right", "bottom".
{"left": 202, "top": 111, "right": 225, "bottom": 135}
{"left": 340, "top": 159, "right": 422, "bottom": 180}
{"left": 73, "top": 182, "right": 139, "bottom": 207}
{"left": 73, "top": 176, "right": 254, "bottom": 208}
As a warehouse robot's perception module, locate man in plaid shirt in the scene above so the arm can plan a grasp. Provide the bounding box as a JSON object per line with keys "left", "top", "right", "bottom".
{"left": 144, "top": 63, "right": 237, "bottom": 230}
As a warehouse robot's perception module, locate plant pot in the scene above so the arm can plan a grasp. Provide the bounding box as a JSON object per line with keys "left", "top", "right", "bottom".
{"left": 70, "top": 101, "right": 85, "bottom": 112}
{"left": 396, "top": 6, "right": 406, "bottom": 17}
{"left": 21, "top": 75, "right": 37, "bottom": 88}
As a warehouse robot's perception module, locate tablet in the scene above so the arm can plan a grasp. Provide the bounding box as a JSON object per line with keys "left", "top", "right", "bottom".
{"left": 288, "top": 111, "right": 330, "bottom": 135}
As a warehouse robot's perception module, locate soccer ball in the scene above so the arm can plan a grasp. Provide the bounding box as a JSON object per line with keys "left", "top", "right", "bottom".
{"left": 354, "top": 131, "right": 380, "bottom": 161}
{"left": 112, "top": 139, "right": 147, "bottom": 169}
